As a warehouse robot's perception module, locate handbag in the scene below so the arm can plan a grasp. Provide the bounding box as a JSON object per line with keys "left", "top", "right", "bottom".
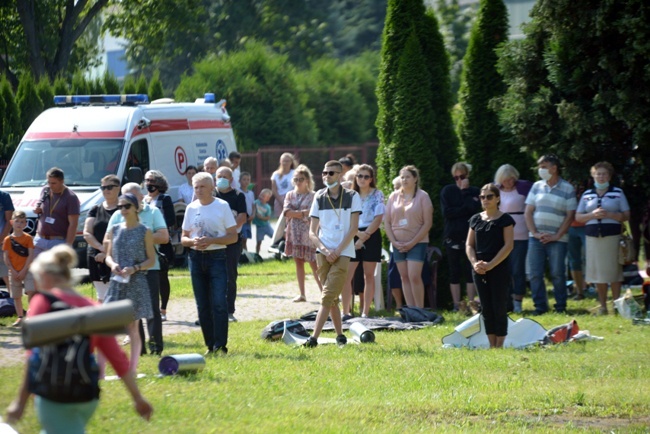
{"left": 618, "top": 230, "right": 635, "bottom": 266}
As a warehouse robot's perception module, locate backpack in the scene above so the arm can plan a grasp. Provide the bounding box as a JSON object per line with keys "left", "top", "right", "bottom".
{"left": 543, "top": 319, "right": 580, "bottom": 344}
{"left": 27, "top": 293, "right": 100, "bottom": 403}
{"left": 260, "top": 320, "right": 310, "bottom": 340}
{"left": 398, "top": 306, "right": 444, "bottom": 324}
{"left": 0, "top": 297, "right": 15, "bottom": 317}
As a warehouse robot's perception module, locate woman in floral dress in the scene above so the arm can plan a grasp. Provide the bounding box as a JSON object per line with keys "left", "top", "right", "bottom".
{"left": 283, "top": 165, "right": 322, "bottom": 302}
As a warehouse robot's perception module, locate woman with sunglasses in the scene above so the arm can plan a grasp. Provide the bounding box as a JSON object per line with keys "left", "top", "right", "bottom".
{"left": 385, "top": 165, "right": 433, "bottom": 308}
{"left": 283, "top": 164, "right": 322, "bottom": 302}
{"left": 342, "top": 164, "right": 385, "bottom": 318}
{"left": 103, "top": 194, "right": 156, "bottom": 374}
{"left": 441, "top": 162, "right": 481, "bottom": 311}
{"left": 83, "top": 175, "right": 121, "bottom": 302}
{"left": 466, "top": 184, "right": 515, "bottom": 348}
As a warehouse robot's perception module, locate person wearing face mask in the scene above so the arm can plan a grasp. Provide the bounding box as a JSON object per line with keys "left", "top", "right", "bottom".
{"left": 524, "top": 154, "right": 577, "bottom": 315}
{"left": 215, "top": 167, "right": 248, "bottom": 322}
{"left": 143, "top": 170, "right": 176, "bottom": 322}
{"left": 575, "top": 162, "right": 630, "bottom": 315}
{"left": 440, "top": 162, "right": 481, "bottom": 312}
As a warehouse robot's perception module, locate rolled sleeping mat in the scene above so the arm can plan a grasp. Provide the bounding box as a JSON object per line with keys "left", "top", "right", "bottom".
{"left": 158, "top": 354, "right": 206, "bottom": 375}
{"left": 349, "top": 322, "right": 375, "bottom": 343}
{"left": 22, "top": 299, "right": 134, "bottom": 349}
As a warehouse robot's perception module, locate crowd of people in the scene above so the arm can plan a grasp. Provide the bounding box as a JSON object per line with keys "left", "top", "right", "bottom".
{"left": 2, "top": 149, "right": 642, "bottom": 429}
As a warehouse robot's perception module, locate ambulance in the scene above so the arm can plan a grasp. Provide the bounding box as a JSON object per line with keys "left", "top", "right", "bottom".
{"left": 0, "top": 93, "right": 237, "bottom": 267}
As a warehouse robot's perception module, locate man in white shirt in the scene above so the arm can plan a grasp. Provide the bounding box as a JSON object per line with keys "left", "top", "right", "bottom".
{"left": 181, "top": 172, "right": 237, "bottom": 355}
{"left": 306, "top": 161, "right": 362, "bottom": 347}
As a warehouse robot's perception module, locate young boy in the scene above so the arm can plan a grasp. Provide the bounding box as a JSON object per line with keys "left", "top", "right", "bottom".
{"left": 253, "top": 189, "right": 274, "bottom": 255}
{"left": 239, "top": 172, "right": 255, "bottom": 251}
{"left": 3, "top": 210, "right": 35, "bottom": 326}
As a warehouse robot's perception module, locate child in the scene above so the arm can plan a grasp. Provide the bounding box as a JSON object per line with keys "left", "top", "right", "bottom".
{"left": 253, "top": 189, "right": 274, "bottom": 255}
{"left": 2, "top": 210, "right": 35, "bottom": 326}
{"left": 239, "top": 172, "right": 255, "bottom": 251}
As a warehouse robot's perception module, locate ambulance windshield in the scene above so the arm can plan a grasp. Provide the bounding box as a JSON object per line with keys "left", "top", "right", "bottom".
{"left": 2, "top": 139, "right": 124, "bottom": 187}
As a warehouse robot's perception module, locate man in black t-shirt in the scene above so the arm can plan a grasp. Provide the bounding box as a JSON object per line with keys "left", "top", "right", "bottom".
{"left": 215, "top": 167, "right": 248, "bottom": 322}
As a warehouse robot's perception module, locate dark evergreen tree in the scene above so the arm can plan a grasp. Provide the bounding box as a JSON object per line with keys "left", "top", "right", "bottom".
{"left": 71, "top": 71, "right": 89, "bottom": 95}
{"left": 123, "top": 76, "right": 137, "bottom": 94}
{"left": 136, "top": 74, "right": 148, "bottom": 95}
{"left": 457, "top": 0, "right": 524, "bottom": 186}
{"left": 148, "top": 71, "right": 164, "bottom": 101}
{"left": 90, "top": 76, "right": 105, "bottom": 95}
{"left": 53, "top": 76, "right": 69, "bottom": 96}
{"left": 16, "top": 72, "right": 43, "bottom": 134}
{"left": 36, "top": 77, "right": 55, "bottom": 111}
{"left": 103, "top": 70, "right": 120, "bottom": 94}
{"left": 1, "top": 76, "right": 21, "bottom": 158}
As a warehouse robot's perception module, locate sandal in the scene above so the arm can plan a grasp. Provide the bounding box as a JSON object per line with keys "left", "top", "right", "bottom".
{"left": 292, "top": 295, "right": 306, "bottom": 303}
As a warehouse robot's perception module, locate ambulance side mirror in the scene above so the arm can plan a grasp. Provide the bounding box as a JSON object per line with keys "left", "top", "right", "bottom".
{"left": 127, "top": 167, "right": 143, "bottom": 184}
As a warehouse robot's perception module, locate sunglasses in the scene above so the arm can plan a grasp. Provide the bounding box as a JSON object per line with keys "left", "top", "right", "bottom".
{"left": 100, "top": 185, "right": 119, "bottom": 191}
{"left": 479, "top": 194, "right": 496, "bottom": 201}
{"left": 322, "top": 170, "right": 340, "bottom": 176}
{"left": 453, "top": 174, "right": 466, "bottom": 181}
{"left": 356, "top": 174, "right": 372, "bottom": 180}
{"left": 293, "top": 177, "right": 305, "bottom": 183}
{"left": 117, "top": 203, "right": 133, "bottom": 210}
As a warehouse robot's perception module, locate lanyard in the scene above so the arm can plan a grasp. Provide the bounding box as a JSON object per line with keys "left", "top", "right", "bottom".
{"left": 326, "top": 188, "right": 343, "bottom": 220}
{"left": 49, "top": 188, "right": 65, "bottom": 216}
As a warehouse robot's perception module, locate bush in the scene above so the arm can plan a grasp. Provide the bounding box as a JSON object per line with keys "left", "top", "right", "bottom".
{"left": 148, "top": 71, "right": 164, "bottom": 101}
{"left": 16, "top": 72, "right": 43, "bottom": 134}
{"left": 175, "top": 41, "right": 318, "bottom": 151}
{"left": 36, "top": 77, "right": 55, "bottom": 111}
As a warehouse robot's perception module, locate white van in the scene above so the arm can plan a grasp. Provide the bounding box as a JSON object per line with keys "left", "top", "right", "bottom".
{"left": 0, "top": 93, "right": 237, "bottom": 267}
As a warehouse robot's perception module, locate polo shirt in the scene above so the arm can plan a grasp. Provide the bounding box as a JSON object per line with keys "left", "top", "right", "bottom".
{"left": 309, "top": 186, "right": 362, "bottom": 258}
{"left": 577, "top": 186, "right": 629, "bottom": 237}
{"left": 525, "top": 178, "right": 577, "bottom": 242}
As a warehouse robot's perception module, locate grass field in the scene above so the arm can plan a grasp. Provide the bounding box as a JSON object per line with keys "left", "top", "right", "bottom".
{"left": 1, "top": 260, "right": 649, "bottom": 433}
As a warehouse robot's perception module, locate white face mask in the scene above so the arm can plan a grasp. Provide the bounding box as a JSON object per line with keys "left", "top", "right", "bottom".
{"left": 325, "top": 181, "right": 339, "bottom": 189}
{"left": 538, "top": 168, "right": 551, "bottom": 181}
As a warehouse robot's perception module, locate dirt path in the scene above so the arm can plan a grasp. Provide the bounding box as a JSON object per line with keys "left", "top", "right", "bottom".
{"left": 0, "top": 277, "right": 323, "bottom": 367}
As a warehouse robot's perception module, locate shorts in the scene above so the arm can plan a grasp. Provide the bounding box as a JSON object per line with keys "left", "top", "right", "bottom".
{"left": 9, "top": 271, "right": 36, "bottom": 297}
{"left": 316, "top": 253, "right": 350, "bottom": 307}
{"left": 241, "top": 223, "right": 252, "bottom": 240}
{"left": 350, "top": 229, "right": 382, "bottom": 263}
{"left": 0, "top": 254, "right": 7, "bottom": 277}
{"left": 392, "top": 242, "right": 428, "bottom": 263}
{"left": 255, "top": 224, "right": 274, "bottom": 243}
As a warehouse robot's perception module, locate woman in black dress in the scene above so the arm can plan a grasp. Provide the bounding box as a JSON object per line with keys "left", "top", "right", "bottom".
{"left": 466, "top": 183, "right": 515, "bottom": 348}
{"left": 83, "top": 175, "right": 121, "bottom": 302}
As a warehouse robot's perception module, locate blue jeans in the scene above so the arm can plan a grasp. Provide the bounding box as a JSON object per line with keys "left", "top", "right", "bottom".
{"left": 510, "top": 240, "right": 528, "bottom": 297}
{"left": 567, "top": 226, "right": 586, "bottom": 272}
{"left": 189, "top": 249, "right": 228, "bottom": 350}
{"left": 527, "top": 237, "right": 568, "bottom": 313}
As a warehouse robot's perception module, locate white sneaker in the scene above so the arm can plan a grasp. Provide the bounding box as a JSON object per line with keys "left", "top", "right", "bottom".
{"left": 122, "top": 336, "right": 131, "bottom": 345}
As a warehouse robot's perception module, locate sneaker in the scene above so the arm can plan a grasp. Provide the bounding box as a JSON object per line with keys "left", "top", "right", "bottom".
{"left": 205, "top": 346, "right": 228, "bottom": 357}
{"left": 342, "top": 314, "right": 353, "bottom": 321}
{"left": 122, "top": 336, "right": 131, "bottom": 345}
{"left": 573, "top": 293, "right": 585, "bottom": 301}
{"left": 336, "top": 334, "right": 347, "bottom": 346}
{"left": 292, "top": 295, "right": 306, "bottom": 303}
{"left": 228, "top": 314, "right": 237, "bottom": 322}
{"left": 594, "top": 306, "right": 608, "bottom": 316}
{"left": 361, "top": 313, "right": 368, "bottom": 318}
{"left": 303, "top": 336, "right": 318, "bottom": 348}
{"left": 11, "top": 317, "right": 22, "bottom": 327}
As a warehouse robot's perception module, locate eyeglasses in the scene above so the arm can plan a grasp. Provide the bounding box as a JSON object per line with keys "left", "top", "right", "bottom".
{"left": 479, "top": 194, "right": 495, "bottom": 201}
{"left": 453, "top": 174, "right": 466, "bottom": 181}
{"left": 356, "top": 174, "right": 372, "bottom": 180}
{"left": 322, "top": 171, "right": 340, "bottom": 176}
{"left": 117, "top": 203, "right": 133, "bottom": 210}
{"left": 293, "top": 177, "right": 305, "bottom": 183}
{"left": 100, "top": 185, "right": 119, "bottom": 191}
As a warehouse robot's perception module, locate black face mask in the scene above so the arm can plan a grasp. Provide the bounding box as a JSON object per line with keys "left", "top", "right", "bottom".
{"left": 146, "top": 184, "right": 158, "bottom": 193}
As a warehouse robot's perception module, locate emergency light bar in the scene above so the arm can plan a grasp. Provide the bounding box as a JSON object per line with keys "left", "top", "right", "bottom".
{"left": 53, "top": 94, "right": 150, "bottom": 106}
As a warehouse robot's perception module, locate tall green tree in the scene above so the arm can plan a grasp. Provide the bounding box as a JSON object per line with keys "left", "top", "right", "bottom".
{"left": 327, "top": 0, "right": 387, "bottom": 57}
{"left": 175, "top": 42, "right": 317, "bottom": 151}
{"left": 16, "top": 72, "right": 43, "bottom": 134}
{"left": 0, "top": 1, "right": 108, "bottom": 85}
{"left": 148, "top": 71, "right": 164, "bottom": 101}
{"left": 1, "top": 77, "right": 21, "bottom": 158}
{"left": 71, "top": 71, "right": 90, "bottom": 95}
{"left": 102, "top": 69, "right": 120, "bottom": 94}
{"left": 136, "top": 75, "right": 148, "bottom": 95}
{"left": 457, "top": 0, "right": 523, "bottom": 186}
{"left": 494, "top": 0, "right": 650, "bottom": 247}
{"left": 122, "top": 76, "right": 136, "bottom": 94}
{"left": 53, "top": 76, "right": 69, "bottom": 95}
{"left": 36, "top": 77, "right": 55, "bottom": 111}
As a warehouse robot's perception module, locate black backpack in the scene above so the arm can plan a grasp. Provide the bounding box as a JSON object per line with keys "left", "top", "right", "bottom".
{"left": 27, "top": 293, "right": 100, "bottom": 403}
{"left": 260, "top": 320, "right": 310, "bottom": 340}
